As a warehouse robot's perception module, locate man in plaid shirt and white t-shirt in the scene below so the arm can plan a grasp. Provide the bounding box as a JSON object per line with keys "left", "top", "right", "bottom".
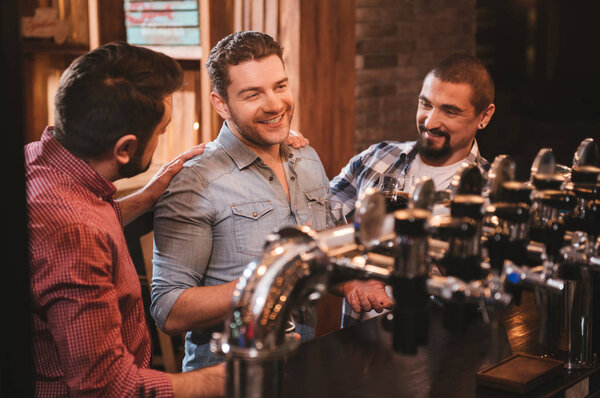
{"left": 328, "top": 53, "right": 496, "bottom": 327}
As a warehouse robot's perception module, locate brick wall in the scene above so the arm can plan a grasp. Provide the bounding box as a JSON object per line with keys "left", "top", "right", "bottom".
{"left": 355, "top": 0, "right": 477, "bottom": 152}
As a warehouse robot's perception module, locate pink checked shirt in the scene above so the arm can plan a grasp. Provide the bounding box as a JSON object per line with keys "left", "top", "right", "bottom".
{"left": 25, "top": 128, "right": 173, "bottom": 397}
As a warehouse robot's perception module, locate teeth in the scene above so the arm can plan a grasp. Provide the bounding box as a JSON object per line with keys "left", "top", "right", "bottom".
{"left": 425, "top": 131, "right": 443, "bottom": 138}
{"left": 262, "top": 114, "right": 283, "bottom": 124}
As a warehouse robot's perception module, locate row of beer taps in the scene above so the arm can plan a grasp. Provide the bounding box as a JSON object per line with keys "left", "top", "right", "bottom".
{"left": 211, "top": 138, "right": 599, "bottom": 396}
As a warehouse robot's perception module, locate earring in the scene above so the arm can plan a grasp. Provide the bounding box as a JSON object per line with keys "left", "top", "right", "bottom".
{"left": 479, "top": 123, "right": 485, "bottom": 128}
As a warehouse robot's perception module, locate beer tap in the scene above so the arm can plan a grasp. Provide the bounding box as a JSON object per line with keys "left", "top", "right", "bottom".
{"left": 426, "top": 164, "right": 497, "bottom": 331}
{"left": 555, "top": 198, "right": 600, "bottom": 369}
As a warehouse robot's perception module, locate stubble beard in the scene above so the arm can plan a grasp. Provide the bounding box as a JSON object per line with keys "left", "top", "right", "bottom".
{"left": 230, "top": 106, "right": 294, "bottom": 147}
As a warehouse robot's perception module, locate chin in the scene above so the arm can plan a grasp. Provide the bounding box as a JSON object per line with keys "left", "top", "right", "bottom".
{"left": 259, "top": 126, "right": 290, "bottom": 144}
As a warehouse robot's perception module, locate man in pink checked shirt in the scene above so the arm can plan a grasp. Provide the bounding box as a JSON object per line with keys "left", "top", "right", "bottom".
{"left": 25, "top": 42, "right": 225, "bottom": 397}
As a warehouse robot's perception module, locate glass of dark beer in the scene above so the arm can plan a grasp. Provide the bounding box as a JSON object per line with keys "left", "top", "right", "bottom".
{"left": 376, "top": 174, "right": 414, "bottom": 212}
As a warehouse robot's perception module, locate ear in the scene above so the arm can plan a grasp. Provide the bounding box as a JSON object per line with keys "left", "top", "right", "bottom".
{"left": 113, "top": 134, "right": 139, "bottom": 165}
{"left": 210, "top": 91, "right": 231, "bottom": 120}
{"left": 477, "top": 103, "right": 496, "bottom": 130}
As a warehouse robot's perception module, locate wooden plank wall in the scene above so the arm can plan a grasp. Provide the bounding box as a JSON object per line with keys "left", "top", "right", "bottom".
{"left": 297, "top": 0, "right": 356, "bottom": 179}
{"left": 199, "top": 0, "right": 234, "bottom": 143}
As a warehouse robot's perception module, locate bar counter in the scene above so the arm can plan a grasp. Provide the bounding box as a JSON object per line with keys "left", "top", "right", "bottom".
{"left": 283, "top": 292, "right": 600, "bottom": 397}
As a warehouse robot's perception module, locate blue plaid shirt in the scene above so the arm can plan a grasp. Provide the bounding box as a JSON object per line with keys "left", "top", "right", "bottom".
{"left": 329, "top": 140, "right": 490, "bottom": 327}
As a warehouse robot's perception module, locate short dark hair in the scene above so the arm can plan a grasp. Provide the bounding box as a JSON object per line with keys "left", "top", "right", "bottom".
{"left": 53, "top": 42, "right": 183, "bottom": 159}
{"left": 428, "top": 53, "right": 494, "bottom": 114}
{"left": 206, "top": 31, "right": 283, "bottom": 100}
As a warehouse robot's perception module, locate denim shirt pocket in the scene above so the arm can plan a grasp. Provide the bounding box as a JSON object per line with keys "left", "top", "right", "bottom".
{"left": 301, "top": 186, "right": 328, "bottom": 228}
{"left": 303, "top": 186, "right": 327, "bottom": 205}
{"left": 231, "top": 200, "right": 276, "bottom": 256}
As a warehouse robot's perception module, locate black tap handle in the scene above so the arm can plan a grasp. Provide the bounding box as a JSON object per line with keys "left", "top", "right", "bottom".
{"left": 390, "top": 274, "right": 428, "bottom": 355}
{"left": 486, "top": 233, "right": 508, "bottom": 272}
{"left": 427, "top": 216, "right": 477, "bottom": 240}
{"left": 545, "top": 220, "right": 566, "bottom": 261}
{"left": 588, "top": 200, "right": 600, "bottom": 237}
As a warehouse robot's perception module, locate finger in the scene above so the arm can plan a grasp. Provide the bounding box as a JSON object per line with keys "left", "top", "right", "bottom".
{"left": 178, "top": 143, "right": 205, "bottom": 162}
{"left": 382, "top": 295, "right": 394, "bottom": 309}
{"left": 158, "top": 144, "right": 204, "bottom": 177}
{"left": 368, "top": 295, "right": 384, "bottom": 312}
{"left": 356, "top": 289, "right": 372, "bottom": 312}
{"left": 158, "top": 158, "right": 183, "bottom": 177}
{"left": 347, "top": 291, "right": 362, "bottom": 313}
{"left": 289, "top": 129, "right": 309, "bottom": 146}
{"left": 288, "top": 137, "right": 301, "bottom": 149}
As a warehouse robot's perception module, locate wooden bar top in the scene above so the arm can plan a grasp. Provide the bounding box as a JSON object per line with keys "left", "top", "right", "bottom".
{"left": 283, "top": 292, "right": 600, "bottom": 397}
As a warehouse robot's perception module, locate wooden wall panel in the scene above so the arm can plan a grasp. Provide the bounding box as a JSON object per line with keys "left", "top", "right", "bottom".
{"left": 278, "top": 0, "right": 301, "bottom": 132}
{"left": 200, "top": 0, "right": 234, "bottom": 142}
{"left": 251, "top": 0, "right": 264, "bottom": 32}
{"left": 95, "top": 0, "right": 126, "bottom": 45}
{"left": 263, "top": 0, "right": 278, "bottom": 38}
{"left": 298, "top": 0, "right": 356, "bottom": 179}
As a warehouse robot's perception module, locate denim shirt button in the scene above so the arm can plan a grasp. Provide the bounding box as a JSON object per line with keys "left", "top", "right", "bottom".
{"left": 289, "top": 153, "right": 293, "bottom": 158}
{"left": 252, "top": 211, "right": 258, "bottom": 217}
{"left": 290, "top": 176, "right": 296, "bottom": 181}
{"left": 269, "top": 176, "right": 274, "bottom": 181}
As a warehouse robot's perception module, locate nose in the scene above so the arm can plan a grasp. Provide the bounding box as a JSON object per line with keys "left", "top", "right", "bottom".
{"left": 262, "top": 91, "right": 284, "bottom": 113}
{"left": 423, "top": 108, "right": 442, "bottom": 131}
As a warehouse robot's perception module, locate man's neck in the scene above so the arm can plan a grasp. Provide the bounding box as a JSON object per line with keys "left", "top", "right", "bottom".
{"left": 226, "top": 121, "right": 290, "bottom": 199}
{"left": 227, "top": 121, "right": 282, "bottom": 164}
{"left": 85, "top": 156, "right": 119, "bottom": 182}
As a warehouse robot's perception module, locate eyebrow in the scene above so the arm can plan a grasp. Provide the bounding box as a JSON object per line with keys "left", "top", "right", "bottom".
{"left": 237, "top": 78, "right": 289, "bottom": 96}
{"left": 419, "top": 95, "right": 465, "bottom": 114}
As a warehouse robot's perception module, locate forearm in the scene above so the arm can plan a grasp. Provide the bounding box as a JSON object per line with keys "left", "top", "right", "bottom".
{"left": 163, "top": 281, "right": 238, "bottom": 335}
{"left": 168, "top": 364, "right": 225, "bottom": 398}
{"left": 116, "top": 191, "right": 153, "bottom": 226}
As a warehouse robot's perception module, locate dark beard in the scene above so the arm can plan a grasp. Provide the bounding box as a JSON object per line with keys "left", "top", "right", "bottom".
{"left": 118, "top": 148, "right": 151, "bottom": 178}
{"left": 416, "top": 126, "right": 452, "bottom": 161}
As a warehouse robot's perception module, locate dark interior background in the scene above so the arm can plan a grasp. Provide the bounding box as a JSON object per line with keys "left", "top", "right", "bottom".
{"left": 476, "top": 0, "right": 600, "bottom": 180}
{"left": 2, "top": 0, "right": 33, "bottom": 396}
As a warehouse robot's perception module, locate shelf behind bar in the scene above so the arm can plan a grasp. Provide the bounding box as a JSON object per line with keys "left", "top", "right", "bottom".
{"left": 21, "top": 39, "right": 89, "bottom": 55}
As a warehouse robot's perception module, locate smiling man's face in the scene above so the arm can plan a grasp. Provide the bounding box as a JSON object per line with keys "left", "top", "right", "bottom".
{"left": 415, "top": 74, "right": 489, "bottom": 166}
{"left": 219, "top": 55, "right": 294, "bottom": 149}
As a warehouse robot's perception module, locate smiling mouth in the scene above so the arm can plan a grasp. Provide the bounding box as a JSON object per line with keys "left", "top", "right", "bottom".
{"left": 260, "top": 114, "right": 285, "bottom": 125}
{"left": 423, "top": 130, "right": 446, "bottom": 138}
{"left": 420, "top": 126, "right": 449, "bottom": 140}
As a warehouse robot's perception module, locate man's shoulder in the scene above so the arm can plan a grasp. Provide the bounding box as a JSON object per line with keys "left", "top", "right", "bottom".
{"left": 290, "top": 144, "right": 322, "bottom": 162}
{"left": 179, "top": 140, "right": 237, "bottom": 183}
{"left": 367, "top": 140, "right": 416, "bottom": 154}
{"left": 352, "top": 140, "right": 416, "bottom": 166}
{"left": 27, "top": 180, "right": 114, "bottom": 246}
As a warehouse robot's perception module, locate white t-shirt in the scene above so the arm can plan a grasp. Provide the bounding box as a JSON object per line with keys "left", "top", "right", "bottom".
{"left": 408, "top": 141, "right": 480, "bottom": 191}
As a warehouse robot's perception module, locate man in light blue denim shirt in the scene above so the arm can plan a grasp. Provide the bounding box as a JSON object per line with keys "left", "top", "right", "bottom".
{"left": 150, "top": 31, "right": 329, "bottom": 371}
